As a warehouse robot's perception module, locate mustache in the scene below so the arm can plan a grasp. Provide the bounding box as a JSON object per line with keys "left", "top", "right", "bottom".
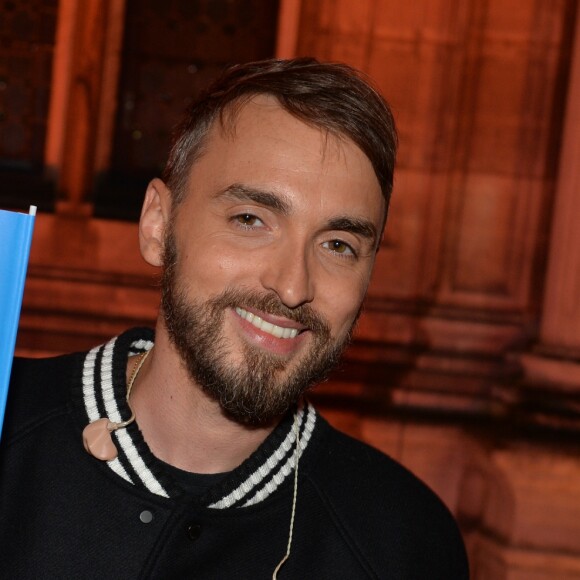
{"left": 207, "top": 288, "right": 332, "bottom": 338}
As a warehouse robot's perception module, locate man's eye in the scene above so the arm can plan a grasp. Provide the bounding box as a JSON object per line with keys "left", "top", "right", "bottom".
{"left": 235, "top": 214, "right": 262, "bottom": 228}
{"left": 323, "top": 240, "right": 355, "bottom": 256}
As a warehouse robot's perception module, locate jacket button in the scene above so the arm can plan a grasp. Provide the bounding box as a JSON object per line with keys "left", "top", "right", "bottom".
{"left": 140, "top": 510, "right": 153, "bottom": 524}
{"left": 187, "top": 523, "right": 202, "bottom": 541}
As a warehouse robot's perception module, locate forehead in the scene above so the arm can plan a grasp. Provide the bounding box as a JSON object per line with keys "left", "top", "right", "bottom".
{"left": 182, "top": 95, "right": 384, "bottom": 223}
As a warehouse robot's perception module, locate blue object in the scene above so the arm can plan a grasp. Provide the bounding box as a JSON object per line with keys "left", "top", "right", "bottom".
{"left": 0, "top": 207, "right": 36, "bottom": 439}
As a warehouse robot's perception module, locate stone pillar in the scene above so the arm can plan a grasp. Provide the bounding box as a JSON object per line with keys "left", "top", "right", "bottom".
{"left": 45, "top": 0, "right": 126, "bottom": 215}
{"left": 520, "top": 7, "right": 580, "bottom": 394}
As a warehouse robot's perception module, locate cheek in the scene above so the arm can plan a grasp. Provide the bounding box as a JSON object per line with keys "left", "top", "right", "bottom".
{"left": 320, "top": 280, "right": 367, "bottom": 337}
{"left": 179, "top": 240, "right": 257, "bottom": 290}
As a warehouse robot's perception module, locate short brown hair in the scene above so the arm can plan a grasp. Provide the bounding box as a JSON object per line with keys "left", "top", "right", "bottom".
{"left": 163, "top": 57, "right": 397, "bottom": 210}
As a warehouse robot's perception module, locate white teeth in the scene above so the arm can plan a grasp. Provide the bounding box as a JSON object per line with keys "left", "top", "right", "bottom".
{"left": 235, "top": 307, "right": 299, "bottom": 339}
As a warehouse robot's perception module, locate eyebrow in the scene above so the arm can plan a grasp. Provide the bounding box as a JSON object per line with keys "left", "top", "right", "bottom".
{"left": 218, "top": 184, "right": 290, "bottom": 215}
{"left": 327, "top": 216, "right": 378, "bottom": 244}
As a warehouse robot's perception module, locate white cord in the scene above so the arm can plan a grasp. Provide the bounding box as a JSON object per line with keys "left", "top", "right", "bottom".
{"left": 272, "top": 409, "right": 302, "bottom": 579}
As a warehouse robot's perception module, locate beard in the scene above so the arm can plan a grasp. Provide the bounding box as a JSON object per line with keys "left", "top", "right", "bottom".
{"left": 160, "top": 227, "right": 356, "bottom": 426}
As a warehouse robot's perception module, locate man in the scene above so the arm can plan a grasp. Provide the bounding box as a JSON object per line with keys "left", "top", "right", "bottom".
{"left": 0, "top": 59, "right": 468, "bottom": 578}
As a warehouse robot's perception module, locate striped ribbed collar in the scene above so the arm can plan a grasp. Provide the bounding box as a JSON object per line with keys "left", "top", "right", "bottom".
{"left": 79, "top": 328, "right": 317, "bottom": 509}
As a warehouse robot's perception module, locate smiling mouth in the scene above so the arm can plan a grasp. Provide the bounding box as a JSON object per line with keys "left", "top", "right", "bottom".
{"left": 235, "top": 307, "right": 301, "bottom": 339}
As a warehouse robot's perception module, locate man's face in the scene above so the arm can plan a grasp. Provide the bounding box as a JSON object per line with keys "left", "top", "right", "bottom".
{"left": 160, "top": 95, "right": 384, "bottom": 425}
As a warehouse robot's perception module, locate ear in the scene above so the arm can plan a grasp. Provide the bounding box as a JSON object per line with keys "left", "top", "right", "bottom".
{"left": 139, "top": 178, "right": 172, "bottom": 267}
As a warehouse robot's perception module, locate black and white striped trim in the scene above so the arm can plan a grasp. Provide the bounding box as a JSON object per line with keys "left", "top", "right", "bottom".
{"left": 209, "top": 403, "right": 316, "bottom": 508}
{"left": 81, "top": 332, "right": 317, "bottom": 509}
{"left": 82, "top": 337, "right": 168, "bottom": 498}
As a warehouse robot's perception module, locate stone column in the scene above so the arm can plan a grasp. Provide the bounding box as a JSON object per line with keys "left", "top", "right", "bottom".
{"left": 45, "top": 0, "right": 126, "bottom": 215}
{"left": 520, "top": 8, "right": 580, "bottom": 393}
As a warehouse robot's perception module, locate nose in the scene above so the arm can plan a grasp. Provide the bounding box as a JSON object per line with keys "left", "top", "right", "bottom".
{"left": 260, "top": 243, "right": 315, "bottom": 309}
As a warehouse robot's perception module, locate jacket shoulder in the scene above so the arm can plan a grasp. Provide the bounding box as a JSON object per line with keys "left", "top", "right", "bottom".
{"left": 304, "top": 416, "right": 469, "bottom": 579}
{"left": 3, "top": 353, "right": 82, "bottom": 441}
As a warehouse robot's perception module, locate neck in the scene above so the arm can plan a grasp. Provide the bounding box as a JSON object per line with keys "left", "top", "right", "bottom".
{"left": 127, "top": 325, "right": 278, "bottom": 474}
